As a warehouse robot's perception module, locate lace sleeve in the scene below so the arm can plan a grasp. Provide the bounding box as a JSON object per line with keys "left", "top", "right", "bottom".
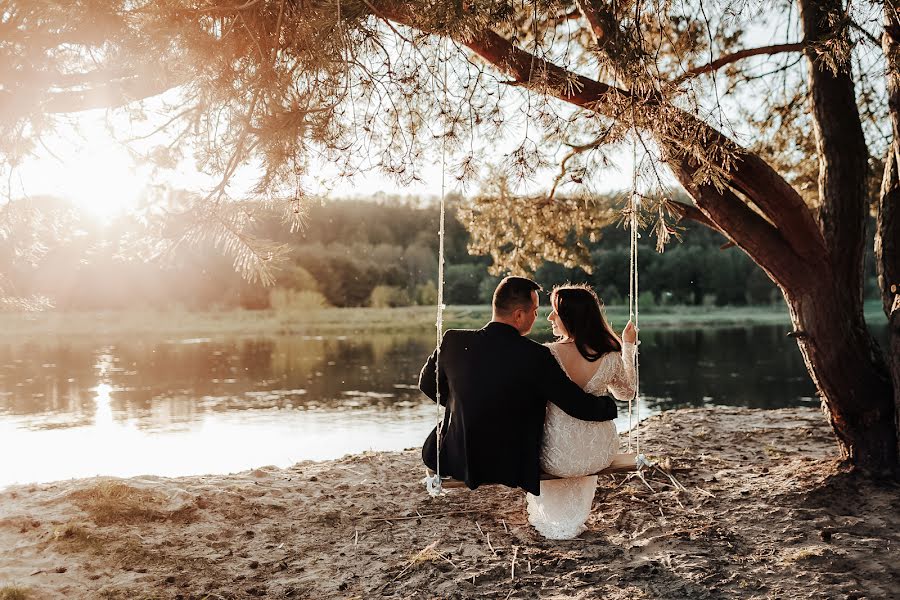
{"left": 544, "top": 342, "right": 568, "bottom": 374}
{"left": 605, "top": 342, "right": 637, "bottom": 400}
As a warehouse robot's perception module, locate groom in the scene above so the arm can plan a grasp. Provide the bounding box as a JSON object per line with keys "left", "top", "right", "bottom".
{"left": 420, "top": 276, "right": 617, "bottom": 495}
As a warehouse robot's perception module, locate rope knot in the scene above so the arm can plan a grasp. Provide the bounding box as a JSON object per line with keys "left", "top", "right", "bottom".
{"left": 635, "top": 453, "right": 655, "bottom": 470}
{"left": 424, "top": 473, "right": 443, "bottom": 497}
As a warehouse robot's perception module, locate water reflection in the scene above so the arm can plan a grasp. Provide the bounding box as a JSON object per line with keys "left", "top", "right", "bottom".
{"left": 0, "top": 324, "right": 886, "bottom": 487}
{"left": 93, "top": 383, "right": 113, "bottom": 429}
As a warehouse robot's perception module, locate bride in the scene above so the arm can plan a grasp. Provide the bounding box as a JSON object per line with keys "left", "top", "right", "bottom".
{"left": 526, "top": 283, "right": 637, "bottom": 539}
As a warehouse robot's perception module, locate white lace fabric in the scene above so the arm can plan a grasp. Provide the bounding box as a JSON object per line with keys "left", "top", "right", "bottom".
{"left": 526, "top": 342, "right": 636, "bottom": 540}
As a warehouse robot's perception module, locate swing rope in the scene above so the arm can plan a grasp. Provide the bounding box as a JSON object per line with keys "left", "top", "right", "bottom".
{"left": 627, "top": 138, "right": 641, "bottom": 458}
{"left": 425, "top": 36, "right": 449, "bottom": 498}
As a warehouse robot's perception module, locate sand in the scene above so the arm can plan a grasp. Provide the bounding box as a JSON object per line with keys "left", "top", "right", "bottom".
{"left": 1, "top": 407, "right": 898, "bottom": 599}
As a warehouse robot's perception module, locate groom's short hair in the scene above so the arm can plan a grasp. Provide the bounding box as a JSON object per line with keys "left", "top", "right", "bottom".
{"left": 493, "top": 276, "right": 542, "bottom": 315}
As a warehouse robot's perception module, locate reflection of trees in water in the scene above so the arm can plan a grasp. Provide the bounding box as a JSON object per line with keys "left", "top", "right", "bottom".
{"left": 268, "top": 332, "right": 433, "bottom": 405}
{"left": 3, "top": 325, "right": 885, "bottom": 427}
{"left": 0, "top": 333, "right": 436, "bottom": 423}
{"left": 638, "top": 327, "right": 816, "bottom": 409}
{"left": 0, "top": 339, "right": 95, "bottom": 420}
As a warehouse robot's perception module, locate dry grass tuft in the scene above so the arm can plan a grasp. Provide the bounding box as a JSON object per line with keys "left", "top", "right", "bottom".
{"left": 68, "top": 482, "right": 196, "bottom": 525}
{"left": 781, "top": 546, "right": 830, "bottom": 562}
{"left": 0, "top": 585, "right": 31, "bottom": 600}
{"left": 52, "top": 521, "right": 106, "bottom": 554}
{"left": 52, "top": 521, "right": 165, "bottom": 570}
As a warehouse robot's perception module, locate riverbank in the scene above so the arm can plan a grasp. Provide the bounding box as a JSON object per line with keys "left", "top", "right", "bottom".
{"left": 0, "top": 302, "right": 888, "bottom": 338}
{"left": 1, "top": 406, "right": 897, "bottom": 599}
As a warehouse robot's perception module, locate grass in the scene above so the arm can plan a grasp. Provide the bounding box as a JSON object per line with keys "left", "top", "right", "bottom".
{"left": 0, "top": 587, "right": 30, "bottom": 600}
{"left": 68, "top": 481, "right": 197, "bottom": 526}
{"left": 52, "top": 520, "right": 165, "bottom": 572}
{"left": 52, "top": 522, "right": 104, "bottom": 553}
{"left": 0, "top": 301, "right": 887, "bottom": 339}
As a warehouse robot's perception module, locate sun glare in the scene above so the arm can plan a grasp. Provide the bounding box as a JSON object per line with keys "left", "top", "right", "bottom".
{"left": 59, "top": 138, "right": 144, "bottom": 222}
{"left": 19, "top": 113, "right": 149, "bottom": 222}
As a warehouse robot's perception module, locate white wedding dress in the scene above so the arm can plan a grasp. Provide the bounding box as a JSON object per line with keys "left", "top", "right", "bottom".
{"left": 526, "top": 341, "right": 636, "bottom": 539}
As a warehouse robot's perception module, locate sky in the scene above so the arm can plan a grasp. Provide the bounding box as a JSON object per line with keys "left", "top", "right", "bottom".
{"left": 11, "top": 103, "right": 636, "bottom": 222}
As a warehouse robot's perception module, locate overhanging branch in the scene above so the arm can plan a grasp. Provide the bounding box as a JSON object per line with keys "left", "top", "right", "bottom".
{"left": 371, "top": 1, "right": 824, "bottom": 263}
{"left": 666, "top": 199, "right": 723, "bottom": 234}
{"left": 674, "top": 42, "right": 805, "bottom": 85}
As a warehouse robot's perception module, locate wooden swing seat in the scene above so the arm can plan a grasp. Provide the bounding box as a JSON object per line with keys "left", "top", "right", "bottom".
{"left": 433, "top": 452, "right": 639, "bottom": 490}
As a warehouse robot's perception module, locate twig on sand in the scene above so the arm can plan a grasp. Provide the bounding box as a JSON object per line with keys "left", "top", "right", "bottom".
{"left": 695, "top": 487, "right": 716, "bottom": 498}
{"left": 380, "top": 539, "right": 458, "bottom": 592}
{"left": 510, "top": 545, "right": 518, "bottom": 580}
{"left": 390, "top": 540, "right": 439, "bottom": 583}
{"left": 371, "top": 509, "right": 484, "bottom": 522}
{"left": 632, "top": 470, "right": 655, "bottom": 492}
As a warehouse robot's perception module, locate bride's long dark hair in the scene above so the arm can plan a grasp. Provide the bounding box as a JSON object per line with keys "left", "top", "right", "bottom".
{"left": 551, "top": 283, "right": 622, "bottom": 362}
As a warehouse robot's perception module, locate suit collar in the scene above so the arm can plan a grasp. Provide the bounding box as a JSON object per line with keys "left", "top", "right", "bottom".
{"left": 484, "top": 321, "right": 521, "bottom": 336}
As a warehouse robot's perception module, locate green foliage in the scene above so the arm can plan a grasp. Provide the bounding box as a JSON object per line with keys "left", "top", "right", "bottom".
{"left": 370, "top": 285, "right": 413, "bottom": 308}
{"left": 444, "top": 264, "right": 484, "bottom": 305}
{"left": 638, "top": 290, "right": 657, "bottom": 309}
{"left": 269, "top": 288, "right": 330, "bottom": 311}
{"left": 415, "top": 281, "right": 439, "bottom": 305}
{"left": 0, "top": 195, "right": 847, "bottom": 311}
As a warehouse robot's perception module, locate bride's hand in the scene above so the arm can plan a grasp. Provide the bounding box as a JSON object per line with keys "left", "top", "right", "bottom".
{"left": 623, "top": 320, "right": 638, "bottom": 344}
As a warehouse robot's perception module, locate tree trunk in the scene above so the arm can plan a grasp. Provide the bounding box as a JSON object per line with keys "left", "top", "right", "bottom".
{"left": 786, "top": 278, "right": 895, "bottom": 469}
{"left": 784, "top": 0, "right": 897, "bottom": 472}
{"left": 879, "top": 4, "right": 900, "bottom": 464}
{"left": 672, "top": 157, "right": 897, "bottom": 472}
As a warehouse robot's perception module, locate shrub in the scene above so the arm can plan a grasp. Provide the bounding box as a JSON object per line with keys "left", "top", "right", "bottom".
{"left": 270, "top": 288, "right": 330, "bottom": 311}
{"left": 637, "top": 290, "right": 656, "bottom": 309}
{"left": 370, "top": 285, "right": 413, "bottom": 308}
{"left": 415, "top": 281, "right": 438, "bottom": 305}
{"left": 276, "top": 264, "right": 321, "bottom": 292}
{"left": 444, "top": 264, "right": 483, "bottom": 304}
{"left": 599, "top": 284, "right": 622, "bottom": 305}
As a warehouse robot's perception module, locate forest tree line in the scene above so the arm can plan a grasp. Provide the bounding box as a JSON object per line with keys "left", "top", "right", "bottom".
{"left": 3, "top": 195, "right": 881, "bottom": 311}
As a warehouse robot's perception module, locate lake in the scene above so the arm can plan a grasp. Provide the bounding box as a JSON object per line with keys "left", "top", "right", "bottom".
{"left": 0, "top": 323, "right": 871, "bottom": 487}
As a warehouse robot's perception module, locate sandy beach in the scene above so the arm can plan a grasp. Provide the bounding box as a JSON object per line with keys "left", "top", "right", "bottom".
{"left": 1, "top": 406, "right": 897, "bottom": 599}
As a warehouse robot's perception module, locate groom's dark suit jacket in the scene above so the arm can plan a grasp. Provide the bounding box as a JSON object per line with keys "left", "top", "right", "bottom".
{"left": 420, "top": 322, "right": 617, "bottom": 495}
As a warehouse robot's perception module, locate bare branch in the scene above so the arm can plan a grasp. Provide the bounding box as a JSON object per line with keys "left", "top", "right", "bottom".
{"left": 547, "top": 128, "right": 615, "bottom": 201}
{"left": 666, "top": 199, "right": 723, "bottom": 233}
{"left": 674, "top": 43, "right": 805, "bottom": 85}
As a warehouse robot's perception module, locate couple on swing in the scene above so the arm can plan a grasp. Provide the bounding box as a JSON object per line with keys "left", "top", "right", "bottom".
{"left": 420, "top": 276, "right": 637, "bottom": 540}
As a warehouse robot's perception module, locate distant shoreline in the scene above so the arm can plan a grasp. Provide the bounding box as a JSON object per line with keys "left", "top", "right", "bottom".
{"left": 0, "top": 302, "right": 888, "bottom": 338}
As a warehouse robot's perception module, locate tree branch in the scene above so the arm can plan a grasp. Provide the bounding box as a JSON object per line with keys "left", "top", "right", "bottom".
{"left": 673, "top": 43, "right": 805, "bottom": 85}
{"left": 40, "top": 73, "right": 181, "bottom": 114}
{"left": 547, "top": 128, "right": 615, "bottom": 202}
{"left": 669, "top": 156, "right": 811, "bottom": 287}
{"left": 666, "top": 199, "right": 723, "bottom": 233}
{"left": 371, "top": 1, "right": 825, "bottom": 268}
{"left": 575, "top": 0, "right": 618, "bottom": 48}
